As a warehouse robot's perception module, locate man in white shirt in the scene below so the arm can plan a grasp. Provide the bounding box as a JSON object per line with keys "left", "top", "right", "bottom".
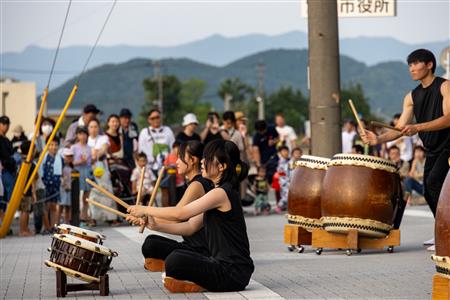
{"left": 341, "top": 119, "right": 357, "bottom": 153}
{"left": 138, "top": 109, "right": 175, "bottom": 174}
{"left": 275, "top": 113, "right": 297, "bottom": 153}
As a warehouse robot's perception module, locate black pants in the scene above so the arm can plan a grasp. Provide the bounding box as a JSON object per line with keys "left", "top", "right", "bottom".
{"left": 142, "top": 235, "right": 250, "bottom": 292}
{"left": 423, "top": 149, "right": 450, "bottom": 217}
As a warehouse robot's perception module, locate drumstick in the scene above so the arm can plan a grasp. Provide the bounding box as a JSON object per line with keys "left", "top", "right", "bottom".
{"left": 87, "top": 198, "right": 129, "bottom": 218}
{"left": 86, "top": 178, "right": 130, "bottom": 209}
{"left": 370, "top": 121, "right": 402, "bottom": 132}
{"left": 139, "top": 167, "right": 165, "bottom": 233}
{"left": 348, "top": 99, "right": 366, "bottom": 138}
{"left": 135, "top": 166, "right": 146, "bottom": 206}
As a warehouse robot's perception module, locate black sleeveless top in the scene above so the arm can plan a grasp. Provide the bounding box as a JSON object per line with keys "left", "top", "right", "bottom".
{"left": 203, "top": 182, "right": 254, "bottom": 285}
{"left": 182, "top": 175, "right": 214, "bottom": 254}
{"left": 412, "top": 77, "right": 450, "bottom": 155}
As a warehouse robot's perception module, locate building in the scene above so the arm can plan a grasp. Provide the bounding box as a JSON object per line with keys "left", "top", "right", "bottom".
{"left": 0, "top": 78, "right": 37, "bottom": 139}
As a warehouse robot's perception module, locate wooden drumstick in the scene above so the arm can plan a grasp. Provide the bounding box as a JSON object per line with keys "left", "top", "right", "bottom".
{"left": 135, "top": 166, "right": 146, "bottom": 206}
{"left": 348, "top": 99, "right": 366, "bottom": 138}
{"left": 139, "top": 167, "right": 165, "bottom": 233}
{"left": 370, "top": 121, "right": 402, "bottom": 132}
{"left": 86, "top": 178, "right": 130, "bottom": 209}
{"left": 87, "top": 198, "right": 129, "bottom": 218}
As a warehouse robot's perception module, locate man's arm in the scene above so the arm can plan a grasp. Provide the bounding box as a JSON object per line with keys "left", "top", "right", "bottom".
{"left": 403, "top": 80, "right": 450, "bottom": 135}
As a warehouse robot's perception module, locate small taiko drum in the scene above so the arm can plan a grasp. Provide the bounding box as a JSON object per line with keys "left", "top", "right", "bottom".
{"left": 56, "top": 224, "right": 106, "bottom": 244}
{"left": 321, "top": 154, "right": 401, "bottom": 238}
{"left": 45, "top": 234, "right": 117, "bottom": 282}
{"left": 432, "top": 169, "right": 450, "bottom": 279}
{"left": 287, "top": 155, "right": 330, "bottom": 231}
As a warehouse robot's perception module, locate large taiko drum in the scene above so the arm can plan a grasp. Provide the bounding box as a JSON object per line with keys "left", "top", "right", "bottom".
{"left": 287, "top": 155, "right": 330, "bottom": 231}
{"left": 432, "top": 169, "right": 450, "bottom": 279}
{"left": 45, "top": 234, "right": 117, "bottom": 282}
{"left": 56, "top": 224, "right": 106, "bottom": 244}
{"left": 321, "top": 154, "right": 401, "bottom": 238}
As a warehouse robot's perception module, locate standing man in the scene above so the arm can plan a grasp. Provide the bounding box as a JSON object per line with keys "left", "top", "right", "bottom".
{"left": 119, "top": 108, "right": 139, "bottom": 169}
{"left": 363, "top": 49, "right": 450, "bottom": 247}
{"left": 138, "top": 109, "right": 175, "bottom": 175}
{"left": 275, "top": 113, "right": 297, "bottom": 153}
{"left": 252, "top": 120, "right": 279, "bottom": 184}
{"left": 0, "top": 116, "right": 16, "bottom": 223}
{"left": 341, "top": 119, "right": 357, "bottom": 153}
{"left": 65, "top": 104, "right": 101, "bottom": 146}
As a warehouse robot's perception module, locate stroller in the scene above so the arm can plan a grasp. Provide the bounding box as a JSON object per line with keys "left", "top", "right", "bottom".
{"left": 108, "top": 160, "right": 133, "bottom": 214}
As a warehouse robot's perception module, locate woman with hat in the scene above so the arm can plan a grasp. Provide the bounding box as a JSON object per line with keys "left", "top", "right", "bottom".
{"left": 176, "top": 113, "right": 201, "bottom": 144}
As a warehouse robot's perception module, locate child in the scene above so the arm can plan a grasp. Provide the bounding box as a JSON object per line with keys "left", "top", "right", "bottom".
{"left": 40, "top": 137, "right": 62, "bottom": 228}
{"left": 131, "top": 152, "right": 155, "bottom": 206}
{"left": 19, "top": 141, "right": 36, "bottom": 236}
{"left": 58, "top": 148, "right": 73, "bottom": 224}
{"left": 275, "top": 146, "right": 290, "bottom": 214}
{"left": 163, "top": 141, "right": 186, "bottom": 206}
{"left": 254, "top": 167, "right": 270, "bottom": 215}
{"left": 70, "top": 126, "right": 92, "bottom": 226}
{"left": 289, "top": 147, "right": 303, "bottom": 169}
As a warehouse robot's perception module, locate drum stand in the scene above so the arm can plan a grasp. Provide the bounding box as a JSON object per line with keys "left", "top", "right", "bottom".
{"left": 56, "top": 270, "right": 109, "bottom": 297}
{"left": 432, "top": 274, "right": 450, "bottom": 300}
{"left": 284, "top": 224, "right": 312, "bottom": 253}
{"left": 311, "top": 228, "right": 401, "bottom": 256}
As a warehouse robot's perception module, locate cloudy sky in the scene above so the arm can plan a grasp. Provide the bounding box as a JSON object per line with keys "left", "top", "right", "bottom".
{"left": 1, "top": 0, "right": 449, "bottom": 53}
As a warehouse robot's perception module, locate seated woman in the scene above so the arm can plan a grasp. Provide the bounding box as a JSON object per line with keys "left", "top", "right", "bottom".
{"left": 141, "top": 140, "right": 213, "bottom": 271}
{"left": 127, "top": 140, "right": 254, "bottom": 293}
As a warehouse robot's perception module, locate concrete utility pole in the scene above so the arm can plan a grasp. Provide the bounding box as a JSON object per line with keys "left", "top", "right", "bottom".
{"left": 257, "top": 62, "right": 265, "bottom": 120}
{"left": 153, "top": 60, "right": 163, "bottom": 118}
{"left": 224, "top": 93, "right": 233, "bottom": 111}
{"left": 2, "top": 92, "right": 8, "bottom": 115}
{"left": 307, "top": 0, "right": 342, "bottom": 157}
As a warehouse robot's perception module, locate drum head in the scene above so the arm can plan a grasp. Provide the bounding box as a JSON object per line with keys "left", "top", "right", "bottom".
{"left": 57, "top": 224, "right": 106, "bottom": 240}
{"left": 44, "top": 260, "right": 100, "bottom": 283}
{"left": 329, "top": 153, "right": 397, "bottom": 173}
{"left": 52, "top": 234, "right": 117, "bottom": 257}
{"left": 295, "top": 155, "right": 330, "bottom": 170}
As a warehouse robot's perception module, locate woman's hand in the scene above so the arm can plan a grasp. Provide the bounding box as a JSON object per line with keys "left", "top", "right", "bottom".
{"left": 127, "top": 205, "right": 148, "bottom": 218}
{"left": 126, "top": 215, "right": 144, "bottom": 225}
{"left": 146, "top": 216, "right": 158, "bottom": 230}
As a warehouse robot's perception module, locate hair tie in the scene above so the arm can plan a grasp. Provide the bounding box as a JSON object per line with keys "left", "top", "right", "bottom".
{"left": 236, "top": 163, "right": 242, "bottom": 175}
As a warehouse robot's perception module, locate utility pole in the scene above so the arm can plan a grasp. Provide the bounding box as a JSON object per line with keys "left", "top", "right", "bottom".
{"left": 2, "top": 92, "right": 9, "bottom": 115}
{"left": 153, "top": 60, "right": 163, "bottom": 118}
{"left": 224, "top": 93, "right": 233, "bottom": 111}
{"left": 257, "top": 62, "right": 265, "bottom": 120}
{"left": 308, "top": 0, "right": 341, "bottom": 157}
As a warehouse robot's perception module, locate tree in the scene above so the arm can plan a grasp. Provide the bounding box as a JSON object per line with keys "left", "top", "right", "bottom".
{"left": 340, "top": 83, "right": 373, "bottom": 122}
{"left": 140, "top": 75, "right": 182, "bottom": 128}
{"left": 179, "top": 79, "right": 212, "bottom": 124}
{"left": 217, "top": 78, "right": 255, "bottom": 111}
{"left": 265, "top": 86, "right": 309, "bottom": 132}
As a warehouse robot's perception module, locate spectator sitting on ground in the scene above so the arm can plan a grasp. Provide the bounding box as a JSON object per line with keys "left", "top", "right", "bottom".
{"left": 388, "top": 145, "right": 410, "bottom": 179}
{"left": 404, "top": 145, "right": 426, "bottom": 203}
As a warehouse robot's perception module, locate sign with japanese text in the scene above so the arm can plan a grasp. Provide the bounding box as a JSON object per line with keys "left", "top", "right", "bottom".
{"left": 301, "top": 0, "right": 396, "bottom": 18}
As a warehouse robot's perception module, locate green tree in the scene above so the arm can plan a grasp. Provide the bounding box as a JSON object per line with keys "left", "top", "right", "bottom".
{"left": 179, "top": 79, "right": 212, "bottom": 124}
{"left": 340, "top": 83, "right": 373, "bottom": 122}
{"left": 217, "top": 78, "right": 255, "bottom": 111}
{"left": 265, "top": 86, "right": 309, "bottom": 132}
{"left": 140, "top": 75, "right": 182, "bottom": 128}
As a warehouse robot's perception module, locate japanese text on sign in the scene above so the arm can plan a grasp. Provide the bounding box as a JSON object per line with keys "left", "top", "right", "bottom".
{"left": 301, "top": 0, "right": 396, "bottom": 18}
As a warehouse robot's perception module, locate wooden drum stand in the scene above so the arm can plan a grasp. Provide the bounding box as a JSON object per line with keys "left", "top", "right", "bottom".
{"left": 56, "top": 270, "right": 109, "bottom": 297}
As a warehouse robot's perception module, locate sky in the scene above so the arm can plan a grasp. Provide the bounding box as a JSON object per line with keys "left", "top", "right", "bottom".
{"left": 1, "top": 0, "right": 449, "bottom": 53}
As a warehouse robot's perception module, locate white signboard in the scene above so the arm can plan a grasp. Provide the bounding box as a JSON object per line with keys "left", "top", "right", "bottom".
{"left": 301, "top": 0, "right": 396, "bottom": 18}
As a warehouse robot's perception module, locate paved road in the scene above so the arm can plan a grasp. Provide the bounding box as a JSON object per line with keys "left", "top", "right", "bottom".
{"left": 0, "top": 206, "right": 435, "bottom": 299}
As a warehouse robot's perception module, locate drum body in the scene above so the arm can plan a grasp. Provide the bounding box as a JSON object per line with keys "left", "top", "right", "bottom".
{"left": 45, "top": 234, "right": 117, "bottom": 282}
{"left": 432, "top": 170, "right": 450, "bottom": 279}
{"left": 321, "top": 154, "right": 400, "bottom": 238}
{"left": 287, "top": 155, "right": 330, "bottom": 231}
{"left": 56, "top": 224, "right": 106, "bottom": 244}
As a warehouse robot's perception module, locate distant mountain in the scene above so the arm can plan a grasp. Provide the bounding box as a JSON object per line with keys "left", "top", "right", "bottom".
{"left": 47, "top": 49, "right": 437, "bottom": 121}
{"left": 2, "top": 31, "right": 448, "bottom": 92}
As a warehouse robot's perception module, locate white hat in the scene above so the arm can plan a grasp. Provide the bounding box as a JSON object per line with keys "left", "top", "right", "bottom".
{"left": 63, "top": 148, "right": 74, "bottom": 156}
{"left": 182, "top": 113, "right": 199, "bottom": 127}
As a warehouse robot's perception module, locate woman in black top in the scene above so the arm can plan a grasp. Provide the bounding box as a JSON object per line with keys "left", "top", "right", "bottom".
{"left": 138, "top": 141, "right": 213, "bottom": 271}
{"left": 128, "top": 140, "right": 254, "bottom": 293}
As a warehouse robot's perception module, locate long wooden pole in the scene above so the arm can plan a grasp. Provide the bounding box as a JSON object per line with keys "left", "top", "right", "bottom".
{"left": 87, "top": 198, "right": 128, "bottom": 218}
{"left": 86, "top": 178, "right": 130, "bottom": 209}
{"left": 135, "top": 167, "right": 146, "bottom": 206}
{"left": 139, "top": 167, "right": 165, "bottom": 233}
{"left": 24, "top": 85, "right": 78, "bottom": 194}
{"left": 348, "top": 99, "right": 366, "bottom": 139}
{"left": 371, "top": 121, "right": 402, "bottom": 132}
{"left": 0, "top": 88, "right": 48, "bottom": 238}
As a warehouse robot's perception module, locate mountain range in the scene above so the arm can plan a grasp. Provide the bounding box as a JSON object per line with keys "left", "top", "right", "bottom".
{"left": 46, "top": 48, "right": 444, "bottom": 121}
{"left": 2, "top": 31, "right": 448, "bottom": 93}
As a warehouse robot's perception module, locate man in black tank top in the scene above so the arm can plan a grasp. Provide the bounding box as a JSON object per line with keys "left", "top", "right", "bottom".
{"left": 363, "top": 49, "right": 450, "bottom": 232}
